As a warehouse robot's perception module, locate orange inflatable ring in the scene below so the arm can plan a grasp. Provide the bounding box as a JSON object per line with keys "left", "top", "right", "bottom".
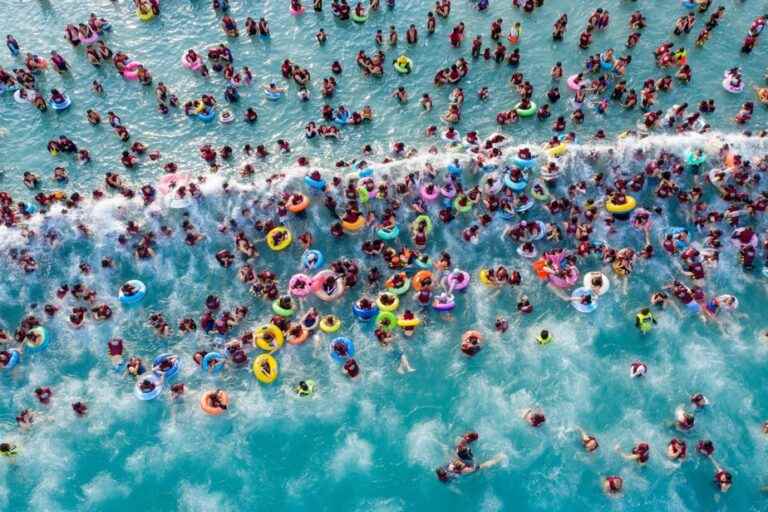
{"left": 200, "top": 390, "right": 229, "bottom": 416}
{"left": 412, "top": 270, "right": 434, "bottom": 291}
{"left": 532, "top": 258, "right": 549, "bottom": 280}
{"left": 286, "top": 324, "right": 309, "bottom": 345}
{"left": 341, "top": 215, "right": 366, "bottom": 233}
{"left": 287, "top": 193, "right": 310, "bottom": 213}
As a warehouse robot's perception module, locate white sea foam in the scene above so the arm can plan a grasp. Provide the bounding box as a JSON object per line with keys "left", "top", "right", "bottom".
{"left": 330, "top": 433, "right": 373, "bottom": 478}
{"left": 177, "top": 481, "right": 235, "bottom": 512}
{"left": 405, "top": 419, "right": 448, "bottom": 468}
{"left": 81, "top": 472, "right": 130, "bottom": 506}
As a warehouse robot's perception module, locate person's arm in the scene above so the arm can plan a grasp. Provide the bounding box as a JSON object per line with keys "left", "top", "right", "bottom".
{"left": 479, "top": 452, "right": 505, "bottom": 470}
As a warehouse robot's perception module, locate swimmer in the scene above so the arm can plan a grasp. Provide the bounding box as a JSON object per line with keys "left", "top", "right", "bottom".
{"left": 577, "top": 428, "right": 599, "bottom": 452}
{"left": 667, "top": 438, "right": 687, "bottom": 460}
{"left": 673, "top": 406, "right": 695, "bottom": 431}
{"left": 619, "top": 442, "right": 650, "bottom": 465}
{"left": 522, "top": 408, "right": 546, "bottom": 427}
{"left": 629, "top": 361, "right": 647, "bottom": 378}
{"left": 602, "top": 475, "right": 623, "bottom": 495}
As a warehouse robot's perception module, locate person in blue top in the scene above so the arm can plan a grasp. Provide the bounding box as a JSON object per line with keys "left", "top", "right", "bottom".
{"left": 6, "top": 35, "right": 19, "bottom": 56}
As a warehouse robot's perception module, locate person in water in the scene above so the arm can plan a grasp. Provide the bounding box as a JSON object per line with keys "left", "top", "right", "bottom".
{"left": 435, "top": 431, "right": 505, "bottom": 482}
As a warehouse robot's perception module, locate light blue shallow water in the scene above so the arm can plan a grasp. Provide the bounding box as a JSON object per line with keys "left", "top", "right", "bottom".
{"left": 1, "top": 1, "right": 768, "bottom": 511}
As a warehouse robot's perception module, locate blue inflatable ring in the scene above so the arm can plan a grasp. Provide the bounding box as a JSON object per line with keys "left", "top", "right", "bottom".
{"left": 202, "top": 351, "right": 225, "bottom": 374}
{"left": 153, "top": 353, "right": 180, "bottom": 381}
{"left": 134, "top": 373, "right": 163, "bottom": 401}
{"left": 119, "top": 280, "right": 146, "bottom": 305}
{"left": 352, "top": 303, "right": 379, "bottom": 321}
{"left": 329, "top": 337, "right": 355, "bottom": 363}
{"left": 302, "top": 249, "right": 325, "bottom": 270}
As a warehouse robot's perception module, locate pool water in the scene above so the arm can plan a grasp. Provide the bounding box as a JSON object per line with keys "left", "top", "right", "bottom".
{"left": 1, "top": 1, "right": 768, "bottom": 510}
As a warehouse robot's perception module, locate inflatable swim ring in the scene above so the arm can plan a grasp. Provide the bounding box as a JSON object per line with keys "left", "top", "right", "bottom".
{"left": 272, "top": 297, "right": 295, "bottom": 317}
{"left": 377, "top": 224, "right": 400, "bottom": 240}
{"left": 605, "top": 194, "right": 637, "bottom": 215}
{"left": 432, "top": 292, "right": 455, "bottom": 311}
{"left": 412, "top": 270, "right": 433, "bottom": 291}
{"left": 287, "top": 194, "right": 310, "bottom": 213}
{"left": 122, "top": 61, "right": 142, "bottom": 80}
{"left": 200, "top": 390, "right": 229, "bottom": 414}
{"left": 153, "top": 353, "right": 180, "bottom": 380}
{"left": 304, "top": 174, "right": 326, "bottom": 190}
{"left": 319, "top": 315, "right": 341, "bottom": 333}
{"left": 219, "top": 109, "right": 234, "bottom": 124}
{"left": 394, "top": 56, "right": 413, "bottom": 74}
{"left": 397, "top": 314, "right": 421, "bottom": 329}
{"left": 722, "top": 78, "right": 744, "bottom": 94}
{"left": 134, "top": 374, "right": 163, "bottom": 400}
{"left": 352, "top": 300, "right": 378, "bottom": 320}
{"left": 119, "top": 280, "right": 146, "bottom": 305}
{"left": 1, "top": 349, "right": 20, "bottom": 371}
{"left": 385, "top": 273, "right": 411, "bottom": 295}
{"left": 341, "top": 216, "right": 366, "bottom": 233}
{"left": 254, "top": 324, "right": 285, "bottom": 352}
{"left": 302, "top": 249, "right": 324, "bottom": 270}
{"left": 288, "top": 273, "right": 313, "bottom": 298}
{"left": 51, "top": 96, "right": 72, "bottom": 111}
{"left": 514, "top": 102, "right": 537, "bottom": 117}
{"left": 567, "top": 74, "right": 583, "bottom": 92}
{"left": 312, "top": 270, "right": 345, "bottom": 301}
{"left": 286, "top": 325, "right": 309, "bottom": 345}
{"left": 571, "top": 287, "right": 597, "bottom": 313}
{"left": 137, "top": 8, "right": 155, "bottom": 21}
{"left": 266, "top": 226, "right": 292, "bottom": 251}
{"left": 252, "top": 354, "right": 278, "bottom": 383}
{"left": 202, "top": 351, "right": 225, "bottom": 373}
{"left": 583, "top": 271, "right": 610, "bottom": 295}
{"left": 376, "top": 292, "right": 400, "bottom": 312}
{"left": 329, "top": 337, "right": 355, "bottom": 363}
{"left": 181, "top": 53, "right": 202, "bottom": 72}
{"left": 25, "top": 326, "right": 49, "bottom": 353}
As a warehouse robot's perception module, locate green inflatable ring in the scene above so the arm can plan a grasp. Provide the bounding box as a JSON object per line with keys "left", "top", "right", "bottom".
{"left": 453, "top": 195, "right": 473, "bottom": 213}
{"left": 376, "top": 311, "right": 398, "bottom": 332}
{"left": 272, "top": 299, "right": 295, "bottom": 317}
{"left": 394, "top": 58, "right": 413, "bottom": 74}
{"left": 412, "top": 214, "right": 433, "bottom": 235}
{"left": 351, "top": 12, "right": 368, "bottom": 23}
{"left": 357, "top": 186, "right": 370, "bottom": 204}
{"left": 515, "top": 101, "right": 537, "bottom": 118}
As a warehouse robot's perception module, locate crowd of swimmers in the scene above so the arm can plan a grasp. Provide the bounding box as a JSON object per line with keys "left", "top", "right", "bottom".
{"left": 2, "top": 0, "right": 768, "bottom": 497}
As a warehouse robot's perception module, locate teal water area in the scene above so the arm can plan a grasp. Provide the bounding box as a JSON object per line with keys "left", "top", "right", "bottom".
{"left": 1, "top": 1, "right": 768, "bottom": 511}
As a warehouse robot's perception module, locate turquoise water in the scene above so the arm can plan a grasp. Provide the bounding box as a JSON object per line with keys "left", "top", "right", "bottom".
{"left": 1, "top": 1, "right": 768, "bottom": 510}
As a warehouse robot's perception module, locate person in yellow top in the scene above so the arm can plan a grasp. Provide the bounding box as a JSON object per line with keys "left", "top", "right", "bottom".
{"left": 0, "top": 442, "right": 18, "bottom": 460}
{"left": 635, "top": 308, "right": 657, "bottom": 334}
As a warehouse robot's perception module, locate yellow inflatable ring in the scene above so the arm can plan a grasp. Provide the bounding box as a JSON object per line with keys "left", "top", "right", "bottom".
{"left": 252, "top": 354, "right": 278, "bottom": 384}
{"left": 254, "top": 324, "right": 284, "bottom": 352}
{"left": 319, "top": 315, "right": 341, "bottom": 333}
{"left": 266, "top": 226, "right": 292, "bottom": 251}
{"left": 478, "top": 268, "right": 497, "bottom": 287}
{"left": 605, "top": 194, "right": 637, "bottom": 214}
{"left": 397, "top": 315, "right": 421, "bottom": 328}
{"left": 137, "top": 8, "right": 155, "bottom": 21}
{"left": 341, "top": 216, "right": 365, "bottom": 233}
{"left": 376, "top": 292, "right": 400, "bottom": 312}
{"left": 546, "top": 142, "right": 568, "bottom": 158}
